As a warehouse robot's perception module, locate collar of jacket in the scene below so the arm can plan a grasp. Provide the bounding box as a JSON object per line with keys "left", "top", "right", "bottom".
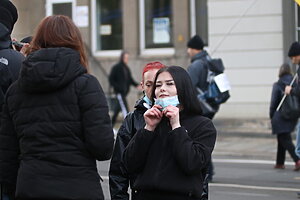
{"left": 134, "top": 97, "right": 149, "bottom": 112}
{"left": 191, "top": 50, "right": 208, "bottom": 63}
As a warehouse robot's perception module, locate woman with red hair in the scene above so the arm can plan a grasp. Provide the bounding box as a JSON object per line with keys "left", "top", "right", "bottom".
{"left": 0, "top": 15, "right": 114, "bottom": 200}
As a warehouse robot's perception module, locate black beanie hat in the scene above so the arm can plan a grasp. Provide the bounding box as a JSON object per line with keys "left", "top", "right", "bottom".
{"left": 187, "top": 35, "right": 204, "bottom": 50}
{"left": 0, "top": 0, "right": 18, "bottom": 32}
{"left": 288, "top": 42, "right": 300, "bottom": 57}
{"left": 0, "top": 7, "right": 13, "bottom": 31}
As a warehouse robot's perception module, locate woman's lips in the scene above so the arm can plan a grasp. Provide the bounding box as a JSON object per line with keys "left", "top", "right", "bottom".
{"left": 159, "top": 94, "right": 169, "bottom": 98}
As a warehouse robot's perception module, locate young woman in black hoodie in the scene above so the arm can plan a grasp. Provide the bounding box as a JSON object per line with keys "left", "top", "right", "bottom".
{"left": 123, "top": 66, "right": 217, "bottom": 200}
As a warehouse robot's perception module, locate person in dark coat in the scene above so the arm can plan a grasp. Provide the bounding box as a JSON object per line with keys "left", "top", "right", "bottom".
{"left": 270, "top": 63, "right": 300, "bottom": 170}
{"left": 0, "top": 15, "right": 114, "bottom": 200}
{"left": 0, "top": 2, "right": 24, "bottom": 199}
{"left": 0, "top": 1, "right": 24, "bottom": 116}
{"left": 123, "top": 66, "right": 217, "bottom": 200}
{"left": 109, "top": 51, "right": 140, "bottom": 126}
{"left": 109, "top": 61, "right": 165, "bottom": 200}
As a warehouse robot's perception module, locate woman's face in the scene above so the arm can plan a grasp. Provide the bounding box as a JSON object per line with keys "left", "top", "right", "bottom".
{"left": 155, "top": 71, "right": 177, "bottom": 99}
{"left": 141, "top": 69, "right": 159, "bottom": 99}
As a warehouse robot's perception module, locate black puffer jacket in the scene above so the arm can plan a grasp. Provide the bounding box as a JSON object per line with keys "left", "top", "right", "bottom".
{"left": 123, "top": 113, "right": 216, "bottom": 200}
{"left": 0, "top": 23, "right": 24, "bottom": 114}
{"left": 109, "top": 98, "right": 147, "bottom": 200}
{"left": 0, "top": 47, "right": 114, "bottom": 200}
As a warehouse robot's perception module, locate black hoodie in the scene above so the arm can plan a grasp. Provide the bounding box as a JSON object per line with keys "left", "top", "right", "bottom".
{"left": 0, "top": 47, "right": 114, "bottom": 200}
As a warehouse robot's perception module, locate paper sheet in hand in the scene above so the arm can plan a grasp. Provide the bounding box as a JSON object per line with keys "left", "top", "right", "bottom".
{"left": 214, "top": 73, "right": 231, "bottom": 92}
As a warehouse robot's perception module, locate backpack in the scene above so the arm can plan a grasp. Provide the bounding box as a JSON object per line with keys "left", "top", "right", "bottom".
{"left": 202, "top": 56, "right": 231, "bottom": 106}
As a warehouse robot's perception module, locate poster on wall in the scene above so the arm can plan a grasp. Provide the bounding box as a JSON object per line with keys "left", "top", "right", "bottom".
{"left": 76, "top": 6, "right": 89, "bottom": 27}
{"left": 153, "top": 17, "right": 170, "bottom": 44}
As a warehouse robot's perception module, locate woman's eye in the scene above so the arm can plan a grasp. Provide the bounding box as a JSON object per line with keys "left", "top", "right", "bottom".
{"left": 167, "top": 82, "right": 174, "bottom": 86}
{"left": 155, "top": 84, "right": 161, "bottom": 87}
{"left": 146, "top": 84, "right": 152, "bottom": 87}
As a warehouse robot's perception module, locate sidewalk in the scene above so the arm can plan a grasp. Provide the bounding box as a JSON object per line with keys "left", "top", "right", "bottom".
{"left": 212, "top": 118, "right": 283, "bottom": 161}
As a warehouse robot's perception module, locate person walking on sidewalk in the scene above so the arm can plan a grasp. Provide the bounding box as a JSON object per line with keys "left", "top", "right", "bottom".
{"left": 123, "top": 66, "right": 217, "bottom": 200}
{"left": 270, "top": 63, "right": 300, "bottom": 170}
{"left": 109, "top": 51, "right": 140, "bottom": 127}
{"left": 0, "top": 15, "right": 114, "bottom": 200}
{"left": 284, "top": 42, "right": 300, "bottom": 163}
{"left": 109, "top": 61, "right": 165, "bottom": 200}
{"left": 186, "top": 35, "right": 215, "bottom": 182}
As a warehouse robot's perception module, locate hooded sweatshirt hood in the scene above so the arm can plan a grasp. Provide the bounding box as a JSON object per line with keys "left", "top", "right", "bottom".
{"left": 19, "top": 47, "right": 86, "bottom": 93}
{"left": 0, "top": 23, "right": 11, "bottom": 49}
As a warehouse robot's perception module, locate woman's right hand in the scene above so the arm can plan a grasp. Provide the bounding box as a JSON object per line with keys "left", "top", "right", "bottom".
{"left": 285, "top": 86, "right": 292, "bottom": 95}
{"left": 144, "top": 104, "right": 163, "bottom": 131}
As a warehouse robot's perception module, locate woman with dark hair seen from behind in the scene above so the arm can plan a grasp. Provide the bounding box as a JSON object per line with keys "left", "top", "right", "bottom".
{"left": 123, "top": 66, "right": 217, "bottom": 200}
{"left": 270, "top": 63, "right": 300, "bottom": 171}
{"left": 0, "top": 15, "right": 114, "bottom": 200}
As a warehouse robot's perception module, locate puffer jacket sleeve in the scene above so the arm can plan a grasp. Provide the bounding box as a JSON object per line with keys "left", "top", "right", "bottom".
{"left": 170, "top": 119, "right": 216, "bottom": 175}
{"left": 0, "top": 94, "right": 20, "bottom": 194}
{"left": 109, "top": 112, "right": 134, "bottom": 200}
{"left": 78, "top": 74, "right": 114, "bottom": 160}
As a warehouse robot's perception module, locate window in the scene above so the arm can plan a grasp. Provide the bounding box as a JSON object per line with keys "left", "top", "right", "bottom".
{"left": 190, "top": 0, "right": 208, "bottom": 46}
{"left": 139, "top": 0, "right": 174, "bottom": 55}
{"left": 46, "top": 0, "right": 75, "bottom": 19}
{"left": 95, "top": 0, "right": 123, "bottom": 51}
{"left": 297, "top": 3, "right": 300, "bottom": 40}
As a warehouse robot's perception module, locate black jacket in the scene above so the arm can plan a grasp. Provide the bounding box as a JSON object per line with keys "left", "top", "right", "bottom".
{"left": 0, "top": 47, "right": 114, "bottom": 200}
{"left": 109, "top": 61, "right": 138, "bottom": 95}
{"left": 123, "top": 113, "right": 216, "bottom": 199}
{"left": 291, "top": 66, "right": 300, "bottom": 97}
{"left": 270, "top": 74, "right": 297, "bottom": 134}
{"left": 109, "top": 98, "right": 147, "bottom": 200}
{"left": 0, "top": 23, "right": 24, "bottom": 114}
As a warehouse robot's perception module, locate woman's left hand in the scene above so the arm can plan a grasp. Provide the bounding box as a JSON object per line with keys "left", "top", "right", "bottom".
{"left": 163, "top": 105, "right": 181, "bottom": 130}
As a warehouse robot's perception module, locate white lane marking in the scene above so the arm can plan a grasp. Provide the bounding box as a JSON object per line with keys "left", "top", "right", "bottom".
{"left": 213, "top": 159, "right": 294, "bottom": 166}
{"left": 213, "top": 191, "right": 270, "bottom": 197}
{"left": 102, "top": 176, "right": 109, "bottom": 180}
{"left": 210, "top": 183, "right": 300, "bottom": 192}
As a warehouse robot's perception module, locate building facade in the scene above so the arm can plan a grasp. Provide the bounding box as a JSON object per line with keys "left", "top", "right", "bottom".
{"left": 11, "top": 0, "right": 299, "bottom": 119}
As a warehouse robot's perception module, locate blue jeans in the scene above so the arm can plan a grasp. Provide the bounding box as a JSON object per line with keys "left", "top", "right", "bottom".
{"left": 296, "top": 121, "right": 300, "bottom": 158}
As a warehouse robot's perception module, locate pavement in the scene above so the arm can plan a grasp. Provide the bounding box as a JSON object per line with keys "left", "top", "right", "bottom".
{"left": 212, "top": 118, "right": 293, "bottom": 161}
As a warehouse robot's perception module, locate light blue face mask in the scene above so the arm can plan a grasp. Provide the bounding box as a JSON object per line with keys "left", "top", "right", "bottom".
{"left": 143, "top": 95, "right": 152, "bottom": 108}
{"left": 154, "top": 95, "right": 180, "bottom": 110}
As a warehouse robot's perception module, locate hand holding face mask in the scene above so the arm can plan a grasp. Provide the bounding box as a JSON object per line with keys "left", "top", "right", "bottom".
{"left": 154, "top": 95, "right": 179, "bottom": 110}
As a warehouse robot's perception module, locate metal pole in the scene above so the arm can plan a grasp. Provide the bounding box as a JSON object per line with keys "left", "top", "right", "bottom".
{"left": 276, "top": 73, "right": 298, "bottom": 111}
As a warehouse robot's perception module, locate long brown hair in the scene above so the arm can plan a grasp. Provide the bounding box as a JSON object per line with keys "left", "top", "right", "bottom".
{"left": 28, "top": 15, "right": 88, "bottom": 69}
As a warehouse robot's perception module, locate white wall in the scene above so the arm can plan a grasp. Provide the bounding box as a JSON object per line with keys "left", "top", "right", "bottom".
{"left": 208, "top": 0, "right": 283, "bottom": 118}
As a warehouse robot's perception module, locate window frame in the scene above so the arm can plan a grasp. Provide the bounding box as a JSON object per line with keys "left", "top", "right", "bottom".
{"left": 189, "top": 0, "right": 208, "bottom": 46}
{"left": 138, "top": 0, "right": 175, "bottom": 56}
{"left": 91, "top": 0, "right": 122, "bottom": 57}
{"left": 296, "top": 3, "right": 300, "bottom": 40}
{"left": 46, "top": 0, "right": 76, "bottom": 19}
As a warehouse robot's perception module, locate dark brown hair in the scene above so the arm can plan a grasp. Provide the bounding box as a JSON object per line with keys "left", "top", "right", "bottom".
{"left": 28, "top": 15, "right": 88, "bottom": 69}
{"left": 151, "top": 66, "right": 202, "bottom": 115}
{"left": 279, "top": 63, "right": 292, "bottom": 78}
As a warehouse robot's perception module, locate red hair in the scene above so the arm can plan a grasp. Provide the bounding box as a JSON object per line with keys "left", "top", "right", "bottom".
{"left": 142, "top": 62, "right": 165, "bottom": 81}
{"left": 27, "top": 15, "right": 88, "bottom": 70}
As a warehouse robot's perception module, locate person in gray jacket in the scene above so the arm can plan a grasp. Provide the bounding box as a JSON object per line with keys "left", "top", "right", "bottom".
{"left": 187, "top": 35, "right": 216, "bottom": 183}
